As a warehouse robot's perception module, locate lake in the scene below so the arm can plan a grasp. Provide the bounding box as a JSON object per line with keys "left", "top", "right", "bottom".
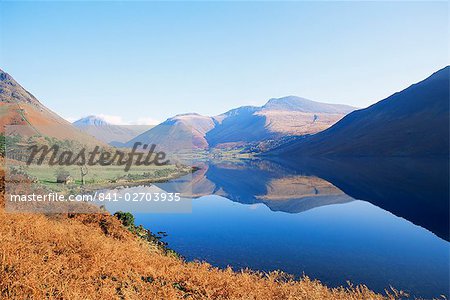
{"left": 102, "top": 158, "right": 450, "bottom": 299}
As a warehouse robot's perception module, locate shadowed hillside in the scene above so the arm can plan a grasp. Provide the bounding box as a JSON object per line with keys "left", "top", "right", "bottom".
{"left": 266, "top": 66, "right": 450, "bottom": 157}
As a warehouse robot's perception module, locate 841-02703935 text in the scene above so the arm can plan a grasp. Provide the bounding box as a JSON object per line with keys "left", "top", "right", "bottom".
{"left": 8, "top": 192, "right": 182, "bottom": 203}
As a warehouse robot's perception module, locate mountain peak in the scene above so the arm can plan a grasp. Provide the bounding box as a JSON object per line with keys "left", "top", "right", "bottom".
{"left": 266, "top": 66, "right": 449, "bottom": 157}
{"left": 263, "top": 96, "right": 356, "bottom": 114}
{"left": 220, "top": 105, "right": 260, "bottom": 117}
{"left": 73, "top": 115, "right": 110, "bottom": 127}
{"left": 424, "top": 65, "right": 449, "bottom": 82}
{"left": 0, "top": 69, "right": 13, "bottom": 82}
{"left": 0, "top": 68, "right": 41, "bottom": 106}
{"left": 172, "top": 112, "right": 202, "bottom": 118}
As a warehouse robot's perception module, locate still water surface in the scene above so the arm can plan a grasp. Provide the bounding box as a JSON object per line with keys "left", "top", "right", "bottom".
{"left": 105, "top": 158, "right": 450, "bottom": 298}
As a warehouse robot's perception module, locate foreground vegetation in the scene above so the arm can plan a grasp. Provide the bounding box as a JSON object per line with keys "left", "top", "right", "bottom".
{"left": 0, "top": 158, "right": 405, "bottom": 299}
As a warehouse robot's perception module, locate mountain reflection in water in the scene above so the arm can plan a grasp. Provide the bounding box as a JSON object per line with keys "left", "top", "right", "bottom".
{"left": 121, "top": 157, "right": 450, "bottom": 298}
{"left": 156, "top": 157, "right": 449, "bottom": 241}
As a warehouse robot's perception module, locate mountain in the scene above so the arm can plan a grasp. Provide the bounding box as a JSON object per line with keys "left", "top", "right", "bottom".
{"left": 206, "top": 96, "right": 356, "bottom": 148}
{"left": 73, "top": 116, "right": 151, "bottom": 144}
{"left": 0, "top": 68, "right": 104, "bottom": 146}
{"left": 128, "top": 97, "right": 356, "bottom": 150}
{"left": 127, "top": 113, "right": 215, "bottom": 150}
{"left": 263, "top": 96, "right": 355, "bottom": 113}
{"left": 73, "top": 115, "right": 109, "bottom": 127}
{"left": 266, "top": 66, "right": 450, "bottom": 157}
{"left": 206, "top": 106, "right": 265, "bottom": 147}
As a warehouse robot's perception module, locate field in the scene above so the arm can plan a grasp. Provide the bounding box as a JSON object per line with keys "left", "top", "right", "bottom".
{"left": 26, "top": 164, "right": 181, "bottom": 186}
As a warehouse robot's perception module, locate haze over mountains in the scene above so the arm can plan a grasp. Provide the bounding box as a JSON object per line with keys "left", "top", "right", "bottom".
{"left": 126, "top": 96, "right": 356, "bottom": 150}
{"left": 267, "top": 66, "right": 450, "bottom": 157}
{"left": 73, "top": 116, "right": 151, "bottom": 144}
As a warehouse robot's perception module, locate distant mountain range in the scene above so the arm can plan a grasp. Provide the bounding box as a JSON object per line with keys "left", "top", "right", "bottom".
{"left": 1, "top": 68, "right": 356, "bottom": 152}
{"left": 0, "top": 69, "right": 102, "bottom": 146}
{"left": 126, "top": 96, "right": 356, "bottom": 150}
{"left": 73, "top": 116, "right": 151, "bottom": 144}
{"left": 266, "top": 66, "right": 450, "bottom": 157}
{"left": 4, "top": 65, "right": 447, "bottom": 158}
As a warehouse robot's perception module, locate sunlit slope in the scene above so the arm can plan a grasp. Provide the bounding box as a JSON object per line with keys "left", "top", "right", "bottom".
{"left": 129, "top": 97, "right": 356, "bottom": 150}
{"left": 0, "top": 69, "right": 104, "bottom": 146}
{"left": 126, "top": 113, "right": 216, "bottom": 150}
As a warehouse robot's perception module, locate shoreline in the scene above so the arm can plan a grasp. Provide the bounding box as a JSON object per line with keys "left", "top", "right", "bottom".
{"left": 73, "top": 166, "right": 197, "bottom": 195}
{"left": 0, "top": 159, "right": 401, "bottom": 299}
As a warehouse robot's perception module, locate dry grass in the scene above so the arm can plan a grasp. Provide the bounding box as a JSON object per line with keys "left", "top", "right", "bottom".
{"left": 0, "top": 159, "right": 400, "bottom": 299}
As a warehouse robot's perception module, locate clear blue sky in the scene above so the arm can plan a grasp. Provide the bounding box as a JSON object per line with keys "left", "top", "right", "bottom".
{"left": 0, "top": 1, "right": 448, "bottom": 124}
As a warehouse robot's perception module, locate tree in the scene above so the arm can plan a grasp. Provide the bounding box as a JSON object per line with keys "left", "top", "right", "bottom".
{"left": 114, "top": 211, "right": 135, "bottom": 227}
{"left": 80, "top": 164, "right": 88, "bottom": 185}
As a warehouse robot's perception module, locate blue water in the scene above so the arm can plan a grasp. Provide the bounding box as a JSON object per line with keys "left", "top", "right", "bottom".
{"left": 134, "top": 197, "right": 448, "bottom": 298}
{"left": 106, "top": 158, "right": 450, "bottom": 298}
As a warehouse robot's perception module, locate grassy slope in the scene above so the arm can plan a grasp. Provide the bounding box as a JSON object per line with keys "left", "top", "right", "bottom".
{"left": 0, "top": 161, "right": 397, "bottom": 300}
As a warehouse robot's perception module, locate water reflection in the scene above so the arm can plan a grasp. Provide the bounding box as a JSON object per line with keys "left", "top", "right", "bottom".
{"left": 108, "top": 157, "right": 449, "bottom": 298}
{"left": 273, "top": 157, "right": 450, "bottom": 241}
{"left": 157, "top": 157, "right": 449, "bottom": 241}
